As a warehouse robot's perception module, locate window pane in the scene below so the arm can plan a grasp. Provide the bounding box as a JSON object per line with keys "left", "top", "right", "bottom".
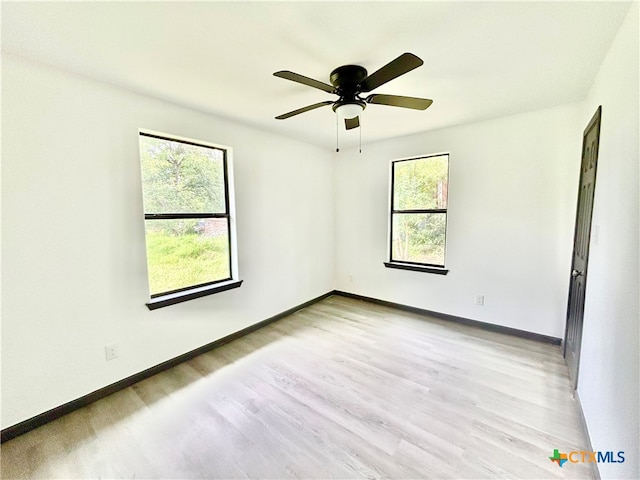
{"left": 144, "top": 218, "right": 230, "bottom": 295}
{"left": 391, "top": 213, "right": 446, "bottom": 266}
{"left": 140, "top": 135, "right": 226, "bottom": 214}
{"left": 393, "top": 155, "right": 448, "bottom": 210}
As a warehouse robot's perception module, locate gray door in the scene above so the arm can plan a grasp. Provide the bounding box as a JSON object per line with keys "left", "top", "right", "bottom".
{"left": 564, "top": 106, "right": 601, "bottom": 389}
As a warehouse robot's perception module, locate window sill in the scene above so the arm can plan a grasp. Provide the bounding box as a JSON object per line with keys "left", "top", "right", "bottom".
{"left": 146, "top": 279, "right": 243, "bottom": 310}
{"left": 383, "top": 262, "right": 449, "bottom": 275}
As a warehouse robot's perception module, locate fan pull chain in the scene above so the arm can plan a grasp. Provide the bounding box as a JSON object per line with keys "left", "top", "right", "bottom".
{"left": 336, "top": 114, "right": 340, "bottom": 153}
{"left": 359, "top": 119, "right": 362, "bottom": 154}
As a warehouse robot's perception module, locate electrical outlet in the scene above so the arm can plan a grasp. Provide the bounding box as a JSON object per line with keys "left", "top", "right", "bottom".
{"left": 105, "top": 344, "right": 119, "bottom": 361}
{"left": 475, "top": 295, "right": 484, "bottom": 306}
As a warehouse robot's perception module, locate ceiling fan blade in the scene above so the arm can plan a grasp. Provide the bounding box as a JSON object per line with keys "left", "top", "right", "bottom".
{"left": 360, "top": 53, "right": 424, "bottom": 93}
{"left": 274, "top": 71, "right": 335, "bottom": 93}
{"left": 275, "top": 101, "right": 333, "bottom": 120}
{"left": 345, "top": 116, "right": 360, "bottom": 130}
{"left": 366, "top": 94, "right": 433, "bottom": 110}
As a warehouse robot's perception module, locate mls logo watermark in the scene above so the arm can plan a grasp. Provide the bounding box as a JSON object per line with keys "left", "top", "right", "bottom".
{"left": 549, "top": 449, "right": 625, "bottom": 467}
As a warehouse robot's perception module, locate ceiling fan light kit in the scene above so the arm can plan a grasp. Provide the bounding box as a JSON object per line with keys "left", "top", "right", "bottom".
{"left": 334, "top": 102, "right": 365, "bottom": 120}
{"left": 274, "top": 52, "right": 433, "bottom": 151}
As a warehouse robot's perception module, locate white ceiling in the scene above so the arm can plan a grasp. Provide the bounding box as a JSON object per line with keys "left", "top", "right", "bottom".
{"left": 1, "top": 1, "right": 631, "bottom": 150}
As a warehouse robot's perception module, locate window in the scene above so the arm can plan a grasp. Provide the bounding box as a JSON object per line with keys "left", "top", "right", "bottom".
{"left": 139, "top": 131, "right": 241, "bottom": 309}
{"left": 385, "top": 153, "right": 450, "bottom": 275}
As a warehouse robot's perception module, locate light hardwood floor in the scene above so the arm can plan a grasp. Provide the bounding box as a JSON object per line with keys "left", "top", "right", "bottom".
{"left": 1, "top": 296, "right": 595, "bottom": 479}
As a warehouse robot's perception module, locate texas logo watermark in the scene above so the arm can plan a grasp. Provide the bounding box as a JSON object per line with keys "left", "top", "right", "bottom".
{"left": 549, "top": 449, "right": 625, "bottom": 467}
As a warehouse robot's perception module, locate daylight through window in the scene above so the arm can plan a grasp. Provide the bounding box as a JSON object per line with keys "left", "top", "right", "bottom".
{"left": 389, "top": 154, "right": 449, "bottom": 269}
{"left": 139, "top": 131, "right": 235, "bottom": 299}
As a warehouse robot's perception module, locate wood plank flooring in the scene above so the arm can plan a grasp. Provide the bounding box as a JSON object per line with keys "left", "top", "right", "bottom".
{"left": 1, "top": 296, "right": 594, "bottom": 479}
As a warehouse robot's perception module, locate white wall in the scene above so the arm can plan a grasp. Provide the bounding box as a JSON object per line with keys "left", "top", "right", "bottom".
{"left": 1, "top": 55, "right": 334, "bottom": 429}
{"left": 577, "top": 3, "right": 639, "bottom": 479}
{"left": 334, "top": 103, "right": 581, "bottom": 338}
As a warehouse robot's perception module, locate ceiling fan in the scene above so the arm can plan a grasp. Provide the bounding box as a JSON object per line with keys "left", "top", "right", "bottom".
{"left": 273, "top": 53, "right": 433, "bottom": 131}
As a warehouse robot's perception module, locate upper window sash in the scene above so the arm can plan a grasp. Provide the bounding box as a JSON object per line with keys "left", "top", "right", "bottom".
{"left": 391, "top": 153, "right": 449, "bottom": 212}
{"left": 139, "top": 131, "right": 229, "bottom": 216}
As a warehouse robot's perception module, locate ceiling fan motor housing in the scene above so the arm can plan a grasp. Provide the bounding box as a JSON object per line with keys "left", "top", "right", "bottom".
{"left": 330, "top": 65, "right": 368, "bottom": 92}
